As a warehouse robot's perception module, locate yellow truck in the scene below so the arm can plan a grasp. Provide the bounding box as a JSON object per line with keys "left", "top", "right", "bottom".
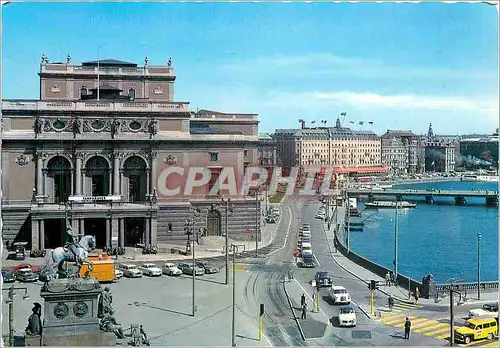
{"left": 79, "top": 252, "right": 116, "bottom": 283}
{"left": 454, "top": 316, "right": 498, "bottom": 344}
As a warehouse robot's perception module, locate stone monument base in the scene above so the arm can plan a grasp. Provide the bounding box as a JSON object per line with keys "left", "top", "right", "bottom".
{"left": 42, "top": 332, "right": 116, "bottom": 346}
{"left": 24, "top": 334, "right": 41, "bottom": 346}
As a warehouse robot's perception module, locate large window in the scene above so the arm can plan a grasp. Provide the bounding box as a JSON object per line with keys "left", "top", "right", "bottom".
{"left": 47, "top": 156, "right": 72, "bottom": 203}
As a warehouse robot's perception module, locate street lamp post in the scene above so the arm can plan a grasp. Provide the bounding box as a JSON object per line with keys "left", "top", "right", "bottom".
{"left": 3, "top": 285, "right": 30, "bottom": 346}
{"left": 477, "top": 232, "right": 481, "bottom": 300}
{"left": 253, "top": 189, "right": 261, "bottom": 258}
{"left": 184, "top": 208, "right": 201, "bottom": 317}
{"left": 229, "top": 243, "right": 240, "bottom": 347}
{"left": 222, "top": 198, "right": 234, "bottom": 285}
{"left": 394, "top": 196, "right": 399, "bottom": 284}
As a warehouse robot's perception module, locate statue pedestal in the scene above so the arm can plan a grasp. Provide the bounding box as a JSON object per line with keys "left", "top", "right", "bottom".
{"left": 40, "top": 278, "right": 116, "bottom": 346}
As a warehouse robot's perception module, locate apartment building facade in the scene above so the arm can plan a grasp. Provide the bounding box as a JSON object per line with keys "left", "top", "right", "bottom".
{"left": 380, "top": 130, "right": 425, "bottom": 175}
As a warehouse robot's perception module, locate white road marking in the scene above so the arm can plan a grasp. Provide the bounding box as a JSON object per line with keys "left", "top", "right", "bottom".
{"left": 313, "top": 254, "right": 321, "bottom": 267}
{"left": 267, "top": 205, "right": 293, "bottom": 257}
{"left": 293, "top": 278, "right": 328, "bottom": 317}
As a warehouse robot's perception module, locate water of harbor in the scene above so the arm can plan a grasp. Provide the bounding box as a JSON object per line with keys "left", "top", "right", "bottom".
{"left": 350, "top": 180, "right": 499, "bottom": 283}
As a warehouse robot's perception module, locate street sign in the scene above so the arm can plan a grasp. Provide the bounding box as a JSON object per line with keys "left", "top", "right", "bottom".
{"left": 311, "top": 279, "right": 317, "bottom": 288}
{"left": 111, "top": 236, "right": 118, "bottom": 246}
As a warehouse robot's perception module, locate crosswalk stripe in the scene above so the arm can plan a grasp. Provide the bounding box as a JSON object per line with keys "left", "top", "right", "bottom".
{"left": 436, "top": 332, "right": 451, "bottom": 340}
{"left": 393, "top": 318, "right": 430, "bottom": 328}
{"left": 380, "top": 314, "right": 407, "bottom": 322}
{"left": 477, "top": 340, "right": 500, "bottom": 347}
{"left": 393, "top": 303, "right": 422, "bottom": 309}
{"left": 423, "top": 327, "right": 451, "bottom": 337}
{"left": 412, "top": 320, "right": 440, "bottom": 329}
{"left": 414, "top": 323, "right": 449, "bottom": 333}
{"left": 382, "top": 315, "right": 418, "bottom": 325}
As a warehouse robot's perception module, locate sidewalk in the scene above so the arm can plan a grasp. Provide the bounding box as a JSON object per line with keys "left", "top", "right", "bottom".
{"left": 2, "top": 200, "right": 286, "bottom": 268}
{"left": 283, "top": 277, "right": 329, "bottom": 340}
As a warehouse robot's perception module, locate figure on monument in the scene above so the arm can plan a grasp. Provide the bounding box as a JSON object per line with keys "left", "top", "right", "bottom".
{"left": 39, "top": 215, "right": 96, "bottom": 281}
{"left": 25, "top": 303, "right": 42, "bottom": 336}
{"left": 98, "top": 286, "right": 114, "bottom": 318}
{"left": 100, "top": 310, "right": 125, "bottom": 339}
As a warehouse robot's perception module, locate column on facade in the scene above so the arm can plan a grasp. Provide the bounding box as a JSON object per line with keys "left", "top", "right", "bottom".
{"left": 113, "top": 155, "right": 120, "bottom": 195}
{"left": 31, "top": 218, "right": 39, "bottom": 251}
{"left": 105, "top": 218, "right": 111, "bottom": 248}
{"left": 145, "top": 217, "right": 151, "bottom": 246}
{"left": 150, "top": 216, "right": 158, "bottom": 246}
{"left": 111, "top": 218, "right": 119, "bottom": 247}
{"left": 79, "top": 219, "right": 85, "bottom": 236}
{"left": 72, "top": 218, "right": 80, "bottom": 235}
{"left": 108, "top": 170, "right": 113, "bottom": 196}
{"left": 39, "top": 220, "right": 45, "bottom": 250}
{"left": 36, "top": 154, "right": 43, "bottom": 196}
{"left": 75, "top": 155, "right": 82, "bottom": 195}
{"left": 150, "top": 152, "right": 157, "bottom": 194}
{"left": 119, "top": 218, "right": 125, "bottom": 248}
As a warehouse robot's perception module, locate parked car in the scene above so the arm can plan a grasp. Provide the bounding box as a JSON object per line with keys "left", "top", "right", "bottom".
{"left": 162, "top": 263, "right": 182, "bottom": 276}
{"left": 139, "top": 263, "right": 162, "bottom": 277}
{"left": 314, "top": 271, "right": 333, "bottom": 287}
{"left": 114, "top": 268, "right": 124, "bottom": 279}
{"left": 196, "top": 262, "right": 219, "bottom": 274}
{"left": 1, "top": 270, "right": 15, "bottom": 283}
{"left": 16, "top": 268, "right": 39, "bottom": 282}
{"left": 297, "top": 256, "right": 316, "bottom": 268}
{"left": 118, "top": 264, "right": 143, "bottom": 278}
{"left": 178, "top": 262, "right": 204, "bottom": 276}
{"left": 469, "top": 302, "right": 498, "bottom": 318}
{"left": 338, "top": 306, "right": 357, "bottom": 327}
{"left": 329, "top": 285, "right": 351, "bottom": 304}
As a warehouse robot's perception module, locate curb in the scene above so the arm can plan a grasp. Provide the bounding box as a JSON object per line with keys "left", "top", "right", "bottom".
{"left": 357, "top": 305, "right": 374, "bottom": 320}
{"left": 320, "top": 220, "right": 417, "bottom": 305}
{"left": 282, "top": 280, "right": 307, "bottom": 342}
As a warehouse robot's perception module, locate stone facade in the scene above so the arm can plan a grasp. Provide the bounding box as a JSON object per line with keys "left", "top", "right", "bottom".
{"left": 275, "top": 118, "right": 382, "bottom": 169}
{"left": 1, "top": 56, "right": 263, "bottom": 249}
{"left": 424, "top": 124, "right": 457, "bottom": 173}
{"left": 380, "top": 130, "right": 425, "bottom": 174}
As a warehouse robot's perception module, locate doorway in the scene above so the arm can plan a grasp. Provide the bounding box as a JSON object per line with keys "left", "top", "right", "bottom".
{"left": 124, "top": 217, "right": 145, "bottom": 246}
{"left": 84, "top": 218, "right": 107, "bottom": 249}
{"left": 44, "top": 219, "right": 65, "bottom": 249}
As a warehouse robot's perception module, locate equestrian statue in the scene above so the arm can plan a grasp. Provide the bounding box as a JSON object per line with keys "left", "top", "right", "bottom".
{"left": 39, "top": 218, "right": 96, "bottom": 281}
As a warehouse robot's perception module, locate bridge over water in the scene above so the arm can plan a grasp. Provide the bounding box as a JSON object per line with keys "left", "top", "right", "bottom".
{"left": 346, "top": 188, "right": 499, "bottom": 206}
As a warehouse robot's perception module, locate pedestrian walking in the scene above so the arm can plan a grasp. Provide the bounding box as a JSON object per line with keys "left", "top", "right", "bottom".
{"left": 301, "top": 302, "right": 307, "bottom": 320}
{"left": 385, "top": 271, "right": 391, "bottom": 286}
{"left": 404, "top": 317, "right": 411, "bottom": 339}
{"left": 300, "top": 293, "right": 306, "bottom": 307}
{"left": 414, "top": 287, "right": 420, "bottom": 304}
{"left": 288, "top": 266, "right": 294, "bottom": 280}
{"left": 388, "top": 295, "right": 394, "bottom": 311}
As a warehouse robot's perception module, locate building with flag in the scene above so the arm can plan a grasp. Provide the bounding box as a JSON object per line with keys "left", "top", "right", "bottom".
{"left": 380, "top": 130, "right": 425, "bottom": 174}
{"left": 274, "top": 117, "right": 383, "bottom": 173}
{"left": 1, "top": 55, "right": 262, "bottom": 250}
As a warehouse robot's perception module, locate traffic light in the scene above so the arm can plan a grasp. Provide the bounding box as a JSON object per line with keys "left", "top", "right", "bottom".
{"left": 260, "top": 304, "right": 265, "bottom": 316}
{"left": 368, "top": 280, "right": 380, "bottom": 290}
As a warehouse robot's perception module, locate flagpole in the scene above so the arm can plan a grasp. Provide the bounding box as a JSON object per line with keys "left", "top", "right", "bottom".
{"left": 97, "top": 47, "right": 100, "bottom": 101}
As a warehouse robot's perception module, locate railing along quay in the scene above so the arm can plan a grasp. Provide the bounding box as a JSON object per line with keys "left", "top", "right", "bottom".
{"left": 436, "top": 281, "right": 499, "bottom": 294}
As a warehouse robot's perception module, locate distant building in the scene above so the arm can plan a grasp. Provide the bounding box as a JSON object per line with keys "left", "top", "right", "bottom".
{"left": 380, "top": 130, "right": 425, "bottom": 174}
{"left": 459, "top": 132, "right": 499, "bottom": 167}
{"left": 258, "top": 133, "right": 277, "bottom": 167}
{"left": 274, "top": 118, "right": 383, "bottom": 175}
{"left": 424, "top": 123, "right": 456, "bottom": 172}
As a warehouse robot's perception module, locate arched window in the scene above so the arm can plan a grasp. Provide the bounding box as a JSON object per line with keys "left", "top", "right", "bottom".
{"left": 80, "top": 86, "right": 88, "bottom": 98}
{"left": 128, "top": 88, "right": 136, "bottom": 100}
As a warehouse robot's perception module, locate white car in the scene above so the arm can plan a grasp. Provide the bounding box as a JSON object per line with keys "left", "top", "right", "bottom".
{"left": 118, "top": 264, "right": 143, "bottom": 278}
{"left": 329, "top": 285, "right": 351, "bottom": 304}
{"left": 468, "top": 302, "right": 498, "bottom": 318}
{"left": 338, "top": 306, "right": 357, "bottom": 327}
{"left": 139, "top": 263, "right": 162, "bottom": 277}
{"left": 162, "top": 262, "right": 182, "bottom": 276}
{"left": 114, "top": 269, "right": 124, "bottom": 279}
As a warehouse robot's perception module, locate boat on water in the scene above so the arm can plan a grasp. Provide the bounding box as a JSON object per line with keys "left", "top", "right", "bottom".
{"left": 364, "top": 201, "right": 417, "bottom": 209}
{"left": 461, "top": 174, "right": 499, "bottom": 182}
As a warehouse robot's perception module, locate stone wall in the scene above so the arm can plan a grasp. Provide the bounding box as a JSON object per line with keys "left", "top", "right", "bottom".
{"left": 2, "top": 206, "right": 31, "bottom": 245}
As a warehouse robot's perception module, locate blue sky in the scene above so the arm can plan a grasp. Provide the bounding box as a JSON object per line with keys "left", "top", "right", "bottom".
{"left": 2, "top": 2, "right": 498, "bottom": 135}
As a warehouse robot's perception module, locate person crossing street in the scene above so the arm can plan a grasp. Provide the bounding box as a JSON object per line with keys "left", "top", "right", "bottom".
{"left": 388, "top": 295, "right": 394, "bottom": 311}
{"left": 404, "top": 317, "right": 411, "bottom": 339}
{"left": 301, "top": 302, "right": 307, "bottom": 320}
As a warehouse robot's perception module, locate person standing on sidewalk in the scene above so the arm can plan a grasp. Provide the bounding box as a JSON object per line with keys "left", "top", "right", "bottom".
{"left": 404, "top": 317, "right": 411, "bottom": 339}
{"left": 300, "top": 294, "right": 306, "bottom": 307}
{"left": 388, "top": 295, "right": 394, "bottom": 311}
{"left": 301, "top": 302, "right": 307, "bottom": 320}
{"left": 288, "top": 266, "right": 294, "bottom": 280}
{"left": 414, "top": 287, "right": 420, "bottom": 304}
{"left": 385, "top": 271, "right": 392, "bottom": 286}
